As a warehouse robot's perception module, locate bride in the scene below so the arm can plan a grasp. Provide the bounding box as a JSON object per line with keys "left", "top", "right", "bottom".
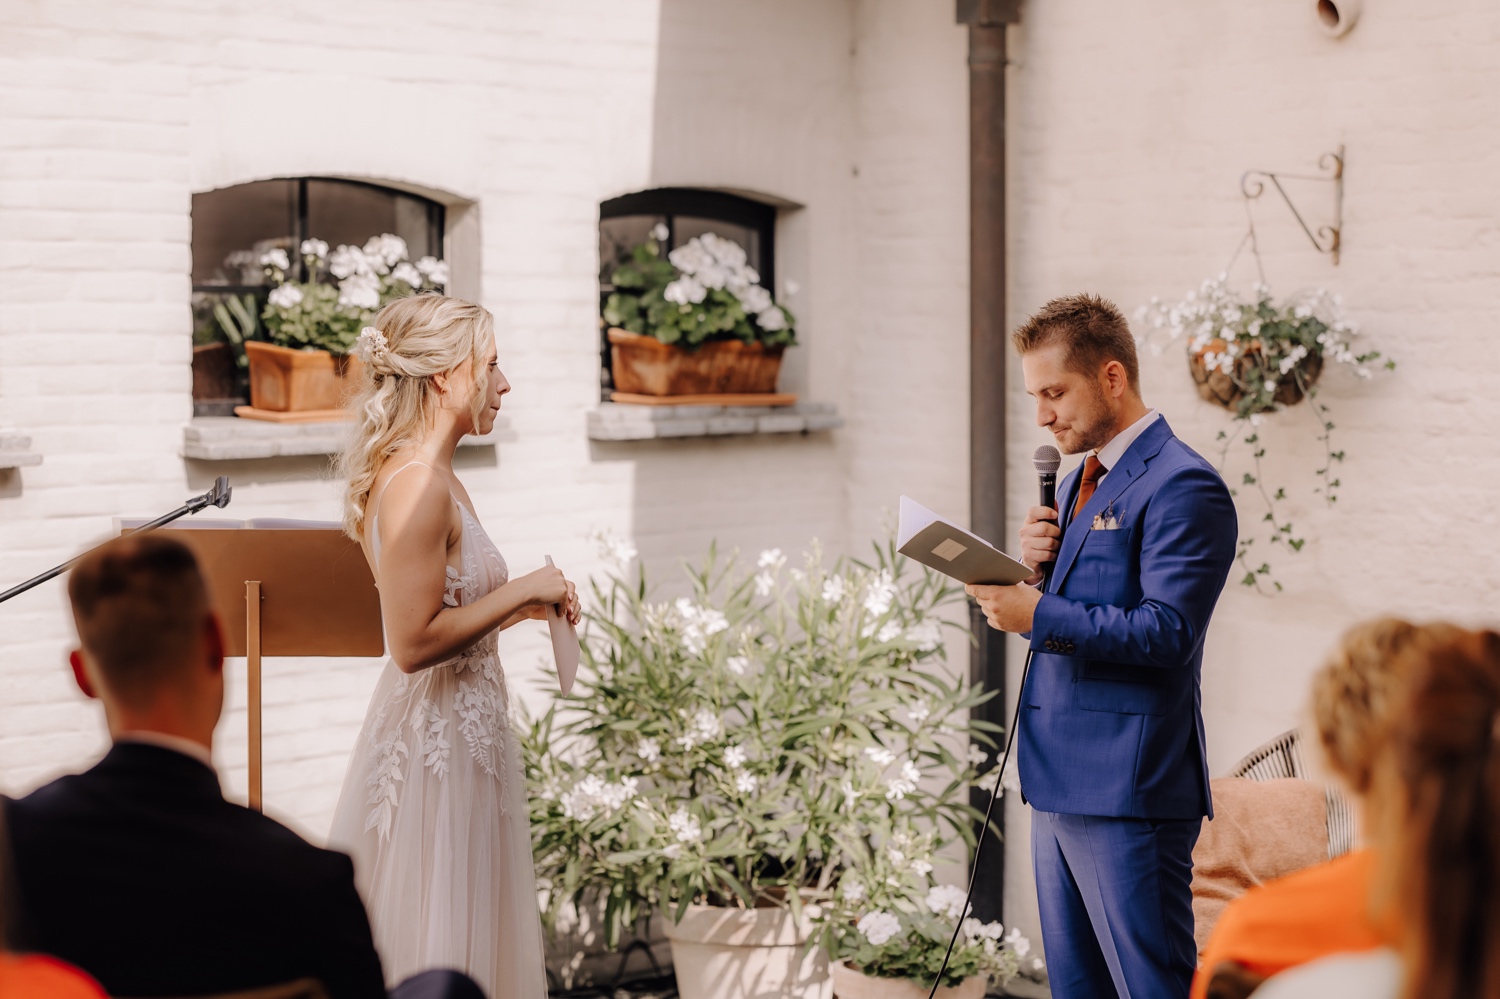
{"left": 329, "top": 294, "right": 577, "bottom": 998}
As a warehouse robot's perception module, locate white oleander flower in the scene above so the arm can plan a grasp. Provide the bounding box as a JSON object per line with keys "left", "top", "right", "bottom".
{"left": 663, "top": 276, "right": 707, "bottom": 306}
{"left": 414, "top": 255, "right": 449, "bottom": 286}
{"left": 299, "top": 238, "right": 329, "bottom": 260}
{"left": 668, "top": 808, "right": 703, "bottom": 844}
{"left": 692, "top": 708, "right": 722, "bottom": 743}
{"left": 662, "top": 843, "right": 682, "bottom": 859}
{"left": 591, "top": 530, "right": 637, "bottom": 569}
{"left": 907, "top": 699, "right": 931, "bottom": 725}
{"left": 259, "top": 248, "right": 290, "bottom": 271}
{"left": 821, "top": 576, "right": 846, "bottom": 605}
{"left": 756, "top": 306, "right": 788, "bottom": 332}
{"left": 841, "top": 879, "right": 866, "bottom": 903}
{"left": 726, "top": 655, "right": 750, "bottom": 676}
{"left": 876, "top": 620, "right": 903, "bottom": 644}
{"left": 267, "top": 284, "right": 303, "bottom": 309}
{"left": 925, "top": 884, "right": 970, "bottom": 920}
{"left": 862, "top": 569, "right": 895, "bottom": 617}
{"left": 911, "top": 859, "right": 933, "bottom": 877}
{"left": 856, "top": 911, "right": 902, "bottom": 947}
{"left": 735, "top": 772, "right": 758, "bottom": 794}
{"left": 906, "top": 620, "right": 942, "bottom": 652}
{"left": 757, "top": 548, "right": 785, "bottom": 569}
{"left": 753, "top": 571, "right": 775, "bottom": 597}
{"left": 841, "top": 780, "right": 860, "bottom": 810}
{"left": 559, "top": 774, "right": 639, "bottom": 821}
{"left": 636, "top": 738, "right": 661, "bottom": 763}
{"left": 672, "top": 598, "right": 729, "bottom": 655}
{"left": 967, "top": 744, "right": 988, "bottom": 767}
{"left": 975, "top": 770, "right": 1001, "bottom": 794}
{"left": 885, "top": 760, "right": 920, "bottom": 800}
{"left": 338, "top": 273, "right": 381, "bottom": 310}
{"left": 723, "top": 745, "right": 747, "bottom": 769}
{"left": 391, "top": 262, "right": 423, "bottom": 287}
{"left": 864, "top": 746, "right": 895, "bottom": 767}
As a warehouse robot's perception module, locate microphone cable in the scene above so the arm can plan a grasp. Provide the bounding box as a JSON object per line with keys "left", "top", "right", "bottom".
{"left": 924, "top": 644, "right": 1035, "bottom": 999}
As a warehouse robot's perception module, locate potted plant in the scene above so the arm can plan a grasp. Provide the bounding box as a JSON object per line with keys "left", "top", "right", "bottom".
{"left": 239, "top": 235, "right": 448, "bottom": 418}
{"left": 602, "top": 227, "right": 796, "bottom": 399}
{"left": 523, "top": 537, "right": 1002, "bottom": 999}
{"left": 1138, "top": 277, "right": 1393, "bottom": 590}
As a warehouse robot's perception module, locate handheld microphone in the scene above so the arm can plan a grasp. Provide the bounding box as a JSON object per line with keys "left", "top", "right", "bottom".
{"left": 1033, "top": 445, "right": 1062, "bottom": 585}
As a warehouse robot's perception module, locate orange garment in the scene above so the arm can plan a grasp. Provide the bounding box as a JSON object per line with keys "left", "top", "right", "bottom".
{"left": 1190, "top": 847, "right": 1388, "bottom": 999}
{"left": 0, "top": 953, "right": 106, "bottom": 999}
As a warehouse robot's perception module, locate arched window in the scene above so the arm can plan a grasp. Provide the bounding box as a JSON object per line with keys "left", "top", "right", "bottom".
{"left": 190, "top": 178, "right": 446, "bottom": 413}
{"left": 598, "top": 188, "right": 779, "bottom": 398}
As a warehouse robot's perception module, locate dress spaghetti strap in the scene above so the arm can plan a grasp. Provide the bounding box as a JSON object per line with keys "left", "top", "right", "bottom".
{"left": 369, "top": 460, "right": 438, "bottom": 565}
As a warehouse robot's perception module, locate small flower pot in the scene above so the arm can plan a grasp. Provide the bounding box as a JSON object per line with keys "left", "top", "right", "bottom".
{"left": 829, "top": 961, "right": 985, "bottom": 999}
{"left": 662, "top": 903, "right": 829, "bottom": 999}
{"left": 608, "top": 328, "right": 785, "bottom": 397}
{"left": 243, "top": 340, "right": 363, "bottom": 414}
{"left": 192, "top": 342, "right": 243, "bottom": 416}
{"left": 1188, "top": 339, "right": 1324, "bottom": 413}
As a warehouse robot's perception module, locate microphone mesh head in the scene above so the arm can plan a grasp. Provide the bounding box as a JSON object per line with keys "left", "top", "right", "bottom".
{"left": 1033, "top": 444, "right": 1062, "bottom": 475}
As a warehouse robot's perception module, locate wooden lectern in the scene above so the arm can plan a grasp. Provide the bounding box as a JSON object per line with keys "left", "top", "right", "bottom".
{"left": 143, "top": 525, "right": 383, "bottom": 812}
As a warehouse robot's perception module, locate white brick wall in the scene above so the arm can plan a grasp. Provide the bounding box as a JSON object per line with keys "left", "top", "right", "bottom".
{"left": 1002, "top": 0, "right": 1500, "bottom": 961}
{"left": 0, "top": 0, "right": 975, "bottom": 845}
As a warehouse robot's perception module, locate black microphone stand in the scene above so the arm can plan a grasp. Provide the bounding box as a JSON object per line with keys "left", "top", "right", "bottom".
{"left": 0, "top": 476, "right": 233, "bottom": 606}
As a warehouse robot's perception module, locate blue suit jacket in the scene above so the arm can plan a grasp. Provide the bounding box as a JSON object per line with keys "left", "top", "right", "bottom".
{"left": 1019, "top": 417, "right": 1237, "bottom": 821}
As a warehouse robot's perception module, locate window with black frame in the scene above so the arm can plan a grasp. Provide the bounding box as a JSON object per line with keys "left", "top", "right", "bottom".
{"left": 190, "top": 178, "right": 445, "bottom": 414}
{"left": 597, "top": 188, "right": 779, "bottom": 399}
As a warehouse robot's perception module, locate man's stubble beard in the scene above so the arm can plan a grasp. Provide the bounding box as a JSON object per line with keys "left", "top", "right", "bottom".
{"left": 1062, "top": 383, "right": 1116, "bottom": 455}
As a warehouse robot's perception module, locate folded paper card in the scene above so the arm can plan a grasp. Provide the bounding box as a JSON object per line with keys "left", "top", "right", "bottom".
{"left": 545, "top": 555, "right": 580, "bottom": 695}
{"left": 896, "top": 496, "right": 1034, "bottom": 586}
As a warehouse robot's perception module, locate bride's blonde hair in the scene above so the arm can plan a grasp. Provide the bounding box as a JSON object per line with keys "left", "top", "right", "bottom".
{"left": 337, "top": 294, "right": 494, "bottom": 541}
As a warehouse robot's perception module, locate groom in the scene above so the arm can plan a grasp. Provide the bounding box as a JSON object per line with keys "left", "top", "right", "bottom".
{"left": 967, "top": 295, "right": 1237, "bottom": 999}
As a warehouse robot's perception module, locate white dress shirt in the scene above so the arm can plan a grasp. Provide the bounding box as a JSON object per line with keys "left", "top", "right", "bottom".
{"left": 1094, "top": 408, "right": 1160, "bottom": 476}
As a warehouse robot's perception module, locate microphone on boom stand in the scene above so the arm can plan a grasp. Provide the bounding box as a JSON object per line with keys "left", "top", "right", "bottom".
{"left": 0, "top": 476, "right": 233, "bottom": 605}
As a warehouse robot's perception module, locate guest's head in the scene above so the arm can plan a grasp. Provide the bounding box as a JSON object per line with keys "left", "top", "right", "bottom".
{"left": 1013, "top": 293, "right": 1143, "bottom": 454}
{"left": 67, "top": 534, "right": 224, "bottom": 748}
{"left": 338, "top": 294, "right": 504, "bottom": 540}
{"left": 1370, "top": 626, "right": 1500, "bottom": 999}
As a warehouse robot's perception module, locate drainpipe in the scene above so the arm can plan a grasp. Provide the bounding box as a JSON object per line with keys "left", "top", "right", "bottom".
{"left": 957, "top": 0, "right": 1019, "bottom": 925}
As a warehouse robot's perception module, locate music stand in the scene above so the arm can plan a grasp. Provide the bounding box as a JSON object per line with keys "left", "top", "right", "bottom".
{"left": 143, "top": 526, "right": 383, "bottom": 812}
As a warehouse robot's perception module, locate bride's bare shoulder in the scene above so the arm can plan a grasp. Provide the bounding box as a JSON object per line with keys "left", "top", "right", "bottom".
{"left": 368, "top": 459, "right": 457, "bottom": 538}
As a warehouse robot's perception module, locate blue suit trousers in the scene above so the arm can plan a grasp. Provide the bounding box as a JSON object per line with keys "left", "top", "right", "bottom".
{"left": 1031, "top": 810, "right": 1200, "bottom": 999}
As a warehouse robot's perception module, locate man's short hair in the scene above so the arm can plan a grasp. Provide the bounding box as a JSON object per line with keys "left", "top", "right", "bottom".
{"left": 68, "top": 534, "right": 211, "bottom": 706}
{"left": 1011, "top": 293, "right": 1140, "bottom": 392}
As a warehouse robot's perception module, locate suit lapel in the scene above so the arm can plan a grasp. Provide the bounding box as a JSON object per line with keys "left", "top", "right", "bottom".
{"left": 1050, "top": 418, "right": 1174, "bottom": 593}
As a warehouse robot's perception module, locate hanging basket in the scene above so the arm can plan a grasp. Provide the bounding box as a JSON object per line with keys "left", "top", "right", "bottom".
{"left": 1188, "top": 339, "right": 1323, "bottom": 413}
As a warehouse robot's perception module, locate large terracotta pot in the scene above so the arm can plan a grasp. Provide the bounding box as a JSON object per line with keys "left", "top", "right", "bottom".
{"left": 829, "top": 961, "right": 985, "bottom": 999}
{"left": 1188, "top": 339, "right": 1323, "bottom": 412}
{"left": 663, "top": 904, "right": 830, "bottom": 999}
{"left": 244, "top": 341, "right": 363, "bottom": 413}
{"left": 609, "top": 328, "right": 784, "bottom": 397}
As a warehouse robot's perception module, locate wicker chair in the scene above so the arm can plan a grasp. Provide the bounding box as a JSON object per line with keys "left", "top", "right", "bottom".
{"left": 1227, "top": 728, "right": 1357, "bottom": 859}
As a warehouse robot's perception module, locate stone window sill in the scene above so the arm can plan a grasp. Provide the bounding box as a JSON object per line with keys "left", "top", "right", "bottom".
{"left": 182, "top": 416, "right": 512, "bottom": 461}
{"left": 0, "top": 430, "right": 42, "bottom": 469}
{"left": 587, "top": 401, "right": 842, "bottom": 441}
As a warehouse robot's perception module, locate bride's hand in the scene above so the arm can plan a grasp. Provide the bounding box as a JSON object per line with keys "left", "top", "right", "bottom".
{"left": 522, "top": 567, "right": 581, "bottom": 625}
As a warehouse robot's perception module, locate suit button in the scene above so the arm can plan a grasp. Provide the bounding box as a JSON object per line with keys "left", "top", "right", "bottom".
{"left": 1066, "top": 642, "right": 1076, "bottom": 654}
{"left": 1044, "top": 640, "right": 1055, "bottom": 651}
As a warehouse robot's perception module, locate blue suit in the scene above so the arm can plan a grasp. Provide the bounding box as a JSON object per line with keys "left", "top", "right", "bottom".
{"left": 1020, "top": 417, "right": 1236, "bottom": 999}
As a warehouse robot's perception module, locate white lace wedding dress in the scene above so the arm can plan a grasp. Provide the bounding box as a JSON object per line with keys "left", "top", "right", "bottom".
{"left": 329, "top": 463, "right": 547, "bottom": 998}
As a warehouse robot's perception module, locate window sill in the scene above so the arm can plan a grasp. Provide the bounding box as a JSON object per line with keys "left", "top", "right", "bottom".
{"left": 182, "top": 416, "right": 512, "bottom": 461}
{"left": 0, "top": 430, "right": 42, "bottom": 469}
{"left": 587, "top": 401, "right": 842, "bottom": 441}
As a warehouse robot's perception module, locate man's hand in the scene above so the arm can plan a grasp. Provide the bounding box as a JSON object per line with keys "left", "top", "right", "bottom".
{"left": 966, "top": 582, "right": 1043, "bottom": 633}
{"left": 1019, "top": 505, "right": 1061, "bottom": 586}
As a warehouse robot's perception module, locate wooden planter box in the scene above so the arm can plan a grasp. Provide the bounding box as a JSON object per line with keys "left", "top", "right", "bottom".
{"left": 242, "top": 341, "right": 363, "bottom": 421}
{"left": 608, "top": 328, "right": 786, "bottom": 399}
{"left": 192, "top": 343, "right": 243, "bottom": 416}
{"left": 1189, "top": 340, "right": 1323, "bottom": 412}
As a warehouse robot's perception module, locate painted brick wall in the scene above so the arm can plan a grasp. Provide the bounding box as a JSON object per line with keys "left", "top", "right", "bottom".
{"left": 1002, "top": 0, "right": 1500, "bottom": 962}
{"left": 0, "top": 0, "right": 975, "bottom": 845}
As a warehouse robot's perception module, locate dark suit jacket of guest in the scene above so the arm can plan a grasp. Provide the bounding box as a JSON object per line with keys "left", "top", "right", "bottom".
{"left": 3, "top": 742, "right": 387, "bottom": 999}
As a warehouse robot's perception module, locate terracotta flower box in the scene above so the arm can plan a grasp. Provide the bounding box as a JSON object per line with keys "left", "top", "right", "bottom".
{"left": 244, "top": 340, "right": 363, "bottom": 415}
{"left": 608, "top": 328, "right": 784, "bottom": 398}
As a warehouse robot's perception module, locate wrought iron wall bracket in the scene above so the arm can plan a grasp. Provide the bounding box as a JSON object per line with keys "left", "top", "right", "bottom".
{"left": 1240, "top": 145, "right": 1344, "bottom": 264}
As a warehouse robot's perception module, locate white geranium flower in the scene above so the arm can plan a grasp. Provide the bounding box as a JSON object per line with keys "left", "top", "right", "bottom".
{"left": 698, "top": 233, "right": 748, "bottom": 269}
{"left": 735, "top": 772, "right": 758, "bottom": 794}
{"left": 723, "top": 745, "right": 747, "bottom": 769}
{"left": 756, "top": 306, "right": 788, "bottom": 332}
{"left": 663, "top": 277, "right": 707, "bottom": 306}
{"left": 414, "top": 256, "right": 449, "bottom": 286}
{"left": 267, "top": 284, "right": 303, "bottom": 309}
{"left": 668, "top": 808, "right": 703, "bottom": 844}
{"left": 975, "top": 770, "right": 1001, "bottom": 794}
{"left": 967, "top": 744, "right": 988, "bottom": 767}
{"left": 259, "top": 248, "right": 290, "bottom": 271}
{"left": 736, "top": 284, "right": 773, "bottom": 314}
{"left": 695, "top": 264, "right": 730, "bottom": 291}
{"left": 783, "top": 279, "right": 800, "bottom": 296}
{"left": 338, "top": 273, "right": 381, "bottom": 310}
{"left": 328, "top": 245, "right": 373, "bottom": 280}
{"left": 821, "top": 576, "right": 846, "bottom": 605}
{"left": 925, "top": 884, "right": 970, "bottom": 920}
{"left": 1004, "top": 926, "right": 1032, "bottom": 957}
{"left": 637, "top": 738, "right": 661, "bottom": 763}
{"left": 391, "top": 262, "right": 423, "bottom": 287}
{"left": 857, "top": 911, "right": 902, "bottom": 947}
{"left": 667, "top": 240, "right": 714, "bottom": 275}
{"left": 864, "top": 746, "right": 895, "bottom": 767}
{"left": 906, "top": 620, "right": 942, "bottom": 652}
{"left": 650, "top": 222, "right": 670, "bottom": 242}
{"left": 862, "top": 569, "right": 895, "bottom": 617}
{"left": 363, "top": 233, "right": 407, "bottom": 271}
{"left": 963, "top": 918, "right": 1004, "bottom": 941}
{"left": 299, "top": 238, "right": 329, "bottom": 260}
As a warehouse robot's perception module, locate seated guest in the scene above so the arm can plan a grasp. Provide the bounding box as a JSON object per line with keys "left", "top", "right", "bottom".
{"left": 1191, "top": 619, "right": 1439, "bottom": 998}
{"left": 1255, "top": 625, "right": 1500, "bottom": 998}
{"left": 2, "top": 534, "right": 482, "bottom": 999}
{"left": 0, "top": 811, "right": 105, "bottom": 999}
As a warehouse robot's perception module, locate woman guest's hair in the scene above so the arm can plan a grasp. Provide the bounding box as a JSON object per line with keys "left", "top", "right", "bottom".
{"left": 1010, "top": 293, "right": 1140, "bottom": 391}
{"left": 1372, "top": 626, "right": 1500, "bottom": 999}
{"left": 337, "top": 294, "right": 494, "bottom": 541}
{"left": 1310, "top": 617, "right": 1455, "bottom": 796}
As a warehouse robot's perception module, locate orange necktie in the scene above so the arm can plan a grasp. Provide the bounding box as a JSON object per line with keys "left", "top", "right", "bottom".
{"left": 1072, "top": 455, "right": 1107, "bottom": 521}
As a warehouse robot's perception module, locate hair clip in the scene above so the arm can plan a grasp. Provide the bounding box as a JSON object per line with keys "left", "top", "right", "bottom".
{"left": 354, "top": 326, "right": 390, "bottom": 363}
